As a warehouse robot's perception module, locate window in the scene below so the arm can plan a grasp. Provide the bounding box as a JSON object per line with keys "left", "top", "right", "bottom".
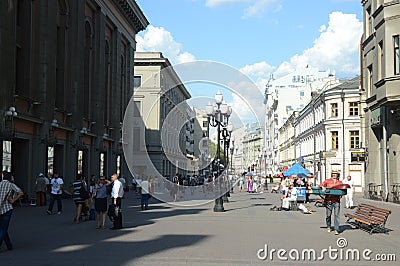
{"left": 77, "top": 150, "right": 84, "bottom": 175}
{"left": 394, "top": 35, "right": 400, "bottom": 75}
{"left": 331, "top": 131, "right": 338, "bottom": 150}
{"left": 366, "top": 6, "right": 372, "bottom": 36}
{"left": 134, "top": 76, "right": 142, "bottom": 88}
{"left": 100, "top": 153, "right": 105, "bottom": 176}
{"left": 134, "top": 101, "right": 141, "bottom": 117}
{"left": 350, "top": 131, "right": 360, "bottom": 149}
{"left": 116, "top": 155, "right": 121, "bottom": 176}
{"left": 331, "top": 103, "right": 338, "bottom": 117}
{"left": 104, "top": 40, "right": 111, "bottom": 125}
{"left": 378, "top": 41, "right": 383, "bottom": 80}
{"left": 349, "top": 102, "right": 359, "bottom": 116}
{"left": 203, "top": 121, "right": 208, "bottom": 127}
{"left": 367, "top": 64, "right": 373, "bottom": 93}
{"left": 47, "top": 147, "right": 54, "bottom": 177}
{"left": 300, "top": 91, "right": 304, "bottom": 97}
{"left": 2, "top": 141, "right": 12, "bottom": 172}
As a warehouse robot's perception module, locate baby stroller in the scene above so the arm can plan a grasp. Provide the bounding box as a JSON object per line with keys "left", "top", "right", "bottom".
{"left": 80, "top": 200, "right": 90, "bottom": 221}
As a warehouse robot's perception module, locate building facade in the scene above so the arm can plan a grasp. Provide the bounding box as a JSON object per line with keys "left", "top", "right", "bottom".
{"left": 264, "top": 67, "right": 337, "bottom": 176}
{"left": 133, "top": 52, "right": 192, "bottom": 178}
{"left": 361, "top": 0, "right": 400, "bottom": 200}
{"left": 0, "top": 0, "right": 148, "bottom": 197}
{"left": 294, "top": 77, "right": 364, "bottom": 191}
{"left": 278, "top": 111, "right": 298, "bottom": 170}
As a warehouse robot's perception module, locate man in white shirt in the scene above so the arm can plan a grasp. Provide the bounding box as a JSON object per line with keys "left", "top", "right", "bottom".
{"left": 47, "top": 172, "right": 64, "bottom": 215}
{"left": 110, "top": 174, "right": 124, "bottom": 229}
{"left": 343, "top": 175, "right": 354, "bottom": 208}
{"left": 140, "top": 178, "right": 150, "bottom": 211}
{"left": 282, "top": 183, "right": 297, "bottom": 210}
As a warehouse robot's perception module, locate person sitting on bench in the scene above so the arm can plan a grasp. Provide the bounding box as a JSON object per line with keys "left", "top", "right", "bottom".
{"left": 281, "top": 183, "right": 297, "bottom": 210}
{"left": 270, "top": 182, "right": 280, "bottom": 193}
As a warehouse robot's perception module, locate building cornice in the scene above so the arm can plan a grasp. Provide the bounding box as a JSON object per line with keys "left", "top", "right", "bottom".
{"left": 113, "top": 0, "right": 149, "bottom": 33}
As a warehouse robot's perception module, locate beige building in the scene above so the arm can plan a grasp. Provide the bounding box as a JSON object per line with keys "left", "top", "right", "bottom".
{"left": 294, "top": 77, "right": 363, "bottom": 191}
{"left": 361, "top": 0, "right": 400, "bottom": 200}
{"left": 133, "top": 52, "right": 191, "bottom": 178}
{"left": 278, "top": 111, "right": 298, "bottom": 169}
{"left": 193, "top": 107, "right": 209, "bottom": 175}
{"left": 0, "top": 0, "right": 148, "bottom": 197}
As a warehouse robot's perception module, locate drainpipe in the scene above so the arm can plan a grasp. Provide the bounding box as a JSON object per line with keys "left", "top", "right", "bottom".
{"left": 341, "top": 89, "right": 345, "bottom": 179}
{"left": 382, "top": 107, "right": 389, "bottom": 201}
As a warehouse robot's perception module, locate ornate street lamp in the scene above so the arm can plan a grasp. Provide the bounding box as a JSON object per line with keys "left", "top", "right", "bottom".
{"left": 230, "top": 136, "right": 235, "bottom": 193}
{"left": 205, "top": 90, "right": 232, "bottom": 212}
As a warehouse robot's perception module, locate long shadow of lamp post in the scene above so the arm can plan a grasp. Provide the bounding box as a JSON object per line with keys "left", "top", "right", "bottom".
{"left": 205, "top": 90, "right": 232, "bottom": 212}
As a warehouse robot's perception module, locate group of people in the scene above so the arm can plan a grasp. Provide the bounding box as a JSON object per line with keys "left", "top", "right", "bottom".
{"left": 71, "top": 173, "right": 127, "bottom": 230}
{"left": 271, "top": 171, "right": 355, "bottom": 235}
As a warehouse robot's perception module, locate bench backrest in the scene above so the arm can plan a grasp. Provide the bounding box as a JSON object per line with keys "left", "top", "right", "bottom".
{"left": 355, "top": 203, "right": 391, "bottom": 223}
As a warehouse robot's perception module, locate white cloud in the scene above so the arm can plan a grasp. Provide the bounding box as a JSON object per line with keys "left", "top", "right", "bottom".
{"left": 239, "top": 61, "right": 275, "bottom": 95}
{"left": 243, "top": 0, "right": 278, "bottom": 18}
{"left": 136, "top": 25, "right": 196, "bottom": 64}
{"left": 240, "top": 61, "right": 274, "bottom": 78}
{"left": 274, "top": 12, "right": 363, "bottom": 78}
{"left": 205, "top": 0, "right": 278, "bottom": 18}
{"left": 206, "top": 0, "right": 251, "bottom": 8}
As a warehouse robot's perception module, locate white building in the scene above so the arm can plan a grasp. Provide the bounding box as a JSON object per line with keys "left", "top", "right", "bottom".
{"left": 293, "top": 77, "right": 363, "bottom": 191}
{"left": 264, "top": 67, "right": 338, "bottom": 176}
{"left": 133, "top": 52, "right": 191, "bottom": 178}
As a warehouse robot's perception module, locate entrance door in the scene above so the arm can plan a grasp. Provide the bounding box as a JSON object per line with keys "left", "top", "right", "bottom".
{"left": 349, "top": 170, "right": 362, "bottom": 193}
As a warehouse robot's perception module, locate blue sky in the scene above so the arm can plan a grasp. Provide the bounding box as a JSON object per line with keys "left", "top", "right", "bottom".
{"left": 135, "top": 0, "right": 363, "bottom": 124}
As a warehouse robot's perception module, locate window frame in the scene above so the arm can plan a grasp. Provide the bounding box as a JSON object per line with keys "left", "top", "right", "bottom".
{"left": 134, "top": 75, "right": 142, "bottom": 88}
{"left": 349, "top": 102, "right": 359, "bottom": 116}
{"left": 331, "top": 103, "right": 338, "bottom": 117}
{"left": 349, "top": 130, "right": 360, "bottom": 149}
{"left": 394, "top": 35, "right": 400, "bottom": 75}
{"left": 331, "top": 131, "right": 339, "bottom": 150}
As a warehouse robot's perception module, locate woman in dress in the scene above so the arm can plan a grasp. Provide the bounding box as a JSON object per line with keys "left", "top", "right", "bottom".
{"left": 73, "top": 174, "right": 87, "bottom": 223}
{"left": 92, "top": 176, "right": 110, "bottom": 229}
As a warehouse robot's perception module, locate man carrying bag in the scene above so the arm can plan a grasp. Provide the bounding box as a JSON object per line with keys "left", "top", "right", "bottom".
{"left": 109, "top": 173, "right": 124, "bottom": 229}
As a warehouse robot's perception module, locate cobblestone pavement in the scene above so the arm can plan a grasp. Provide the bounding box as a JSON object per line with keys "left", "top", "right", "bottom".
{"left": 1, "top": 188, "right": 399, "bottom": 265}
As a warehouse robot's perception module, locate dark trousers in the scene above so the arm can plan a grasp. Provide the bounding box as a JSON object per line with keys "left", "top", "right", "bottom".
{"left": 48, "top": 194, "right": 62, "bottom": 213}
{"left": 141, "top": 194, "right": 149, "bottom": 209}
{"left": 36, "top": 191, "right": 46, "bottom": 206}
{"left": 0, "top": 210, "right": 13, "bottom": 250}
{"left": 113, "top": 197, "right": 123, "bottom": 229}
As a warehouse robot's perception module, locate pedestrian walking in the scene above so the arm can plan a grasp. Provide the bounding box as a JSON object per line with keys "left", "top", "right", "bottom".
{"left": 93, "top": 176, "right": 110, "bottom": 229}
{"left": 132, "top": 176, "right": 137, "bottom": 192}
{"left": 34, "top": 173, "right": 47, "bottom": 206}
{"left": 110, "top": 174, "right": 124, "bottom": 229}
{"left": 0, "top": 171, "right": 24, "bottom": 251}
{"left": 319, "top": 171, "right": 343, "bottom": 235}
{"left": 141, "top": 178, "right": 151, "bottom": 210}
{"left": 72, "top": 174, "right": 87, "bottom": 223}
{"left": 343, "top": 175, "right": 354, "bottom": 208}
{"left": 47, "top": 172, "right": 64, "bottom": 215}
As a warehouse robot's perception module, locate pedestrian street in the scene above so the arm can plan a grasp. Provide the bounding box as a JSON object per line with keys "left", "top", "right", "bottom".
{"left": 2, "top": 189, "right": 399, "bottom": 265}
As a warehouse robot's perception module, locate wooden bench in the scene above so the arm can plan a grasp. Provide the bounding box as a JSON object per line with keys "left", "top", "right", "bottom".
{"left": 344, "top": 203, "right": 391, "bottom": 234}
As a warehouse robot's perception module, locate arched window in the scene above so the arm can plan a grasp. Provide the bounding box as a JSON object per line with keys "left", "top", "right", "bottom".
{"left": 120, "top": 54, "right": 125, "bottom": 122}
{"left": 55, "top": 0, "right": 69, "bottom": 109}
{"left": 83, "top": 20, "right": 93, "bottom": 119}
{"left": 104, "top": 40, "right": 111, "bottom": 126}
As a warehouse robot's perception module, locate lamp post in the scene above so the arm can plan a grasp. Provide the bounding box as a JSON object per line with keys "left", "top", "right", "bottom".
{"left": 206, "top": 90, "right": 232, "bottom": 212}
{"left": 222, "top": 124, "right": 233, "bottom": 201}
{"left": 230, "top": 136, "right": 235, "bottom": 193}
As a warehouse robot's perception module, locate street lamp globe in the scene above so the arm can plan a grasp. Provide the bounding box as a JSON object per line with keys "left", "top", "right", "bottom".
{"left": 205, "top": 102, "right": 214, "bottom": 116}
{"left": 215, "top": 90, "right": 223, "bottom": 104}
{"left": 227, "top": 123, "right": 233, "bottom": 133}
{"left": 220, "top": 103, "right": 228, "bottom": 115}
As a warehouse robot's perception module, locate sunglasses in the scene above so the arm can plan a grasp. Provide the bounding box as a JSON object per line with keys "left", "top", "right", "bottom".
{"left": 100, "top": 179, "right": 105, "bottom": 181}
